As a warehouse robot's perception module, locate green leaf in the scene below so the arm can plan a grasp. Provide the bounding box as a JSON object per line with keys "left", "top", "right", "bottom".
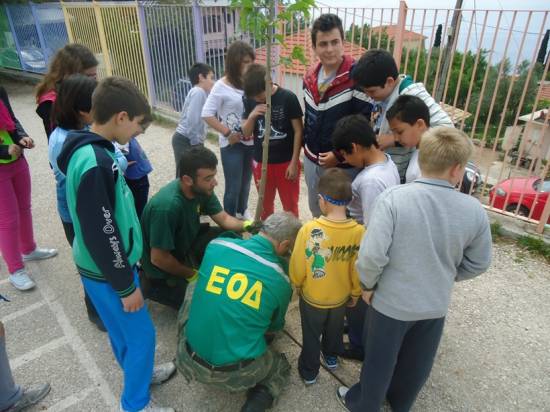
{"left": 290, "top": 46, "right": 307, "bottom": 64}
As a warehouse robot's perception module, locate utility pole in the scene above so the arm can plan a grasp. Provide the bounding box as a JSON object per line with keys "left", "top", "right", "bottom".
{"left": 434, "top": 0, "right": 463, "bottom": 103}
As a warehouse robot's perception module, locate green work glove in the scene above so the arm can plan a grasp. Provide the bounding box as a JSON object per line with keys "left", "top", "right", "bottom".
{"left": 187, "top": 269, "right": 199, "bottom": 283}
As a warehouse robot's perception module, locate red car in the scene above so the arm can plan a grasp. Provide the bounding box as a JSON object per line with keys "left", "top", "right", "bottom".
{"left": 489, "top": 177, "right": 550, "bottom": 223}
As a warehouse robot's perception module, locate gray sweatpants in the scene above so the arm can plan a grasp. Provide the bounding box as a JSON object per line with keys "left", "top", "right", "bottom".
{"left": 0, "top": 324, "right": 22, "bottom": 411}
{"left": 172, "top": 132, "right": 203, "bottom": 178}
{"left": 303, "top": 156, "right": 360, "bottom": 218}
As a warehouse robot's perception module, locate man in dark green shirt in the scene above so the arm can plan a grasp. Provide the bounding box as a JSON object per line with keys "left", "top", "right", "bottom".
{"left": 140, "top": 146, "right": 250, "bottom": 309}
{"left": 176, "top": 212, "right": 302, "bottom": 412}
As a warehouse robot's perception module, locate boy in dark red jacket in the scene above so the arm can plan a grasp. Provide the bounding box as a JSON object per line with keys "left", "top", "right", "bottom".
{"left": 303, "top": 13, "right": 373, "bottom": 217}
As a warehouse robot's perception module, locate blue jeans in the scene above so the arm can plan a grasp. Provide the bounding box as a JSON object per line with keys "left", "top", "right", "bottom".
{"left": 220, "top": 143, "right": 253, "bottom": 216}
{"left": 81, "top": 272, "right": 155, "bottom": 412}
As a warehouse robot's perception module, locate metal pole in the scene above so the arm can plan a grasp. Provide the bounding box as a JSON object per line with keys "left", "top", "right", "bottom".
{"left": 29, "top": 2, "right": 49, "bottom": 68}
{"left": 393, "top": 1, "right": 407, "bottom": 71}
{"left": 434, "top": 0, "right": 463, "bottom": 103}
{"left": 192, "top": 0, "right": 205, "bottom": 62}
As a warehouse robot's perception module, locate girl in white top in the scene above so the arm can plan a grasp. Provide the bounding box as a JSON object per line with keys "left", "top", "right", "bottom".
{"left": 202, "top": 41, "right": 255, "bottom": 217}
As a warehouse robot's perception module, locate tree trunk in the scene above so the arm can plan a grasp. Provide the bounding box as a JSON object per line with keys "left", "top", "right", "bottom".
{"left": 254, "top": 2, "right": 274, "bottom": 221}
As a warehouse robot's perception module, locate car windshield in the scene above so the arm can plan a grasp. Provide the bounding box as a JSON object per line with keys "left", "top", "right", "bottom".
{"left": 533, "top": 179, "right": 550, "bottom": 192}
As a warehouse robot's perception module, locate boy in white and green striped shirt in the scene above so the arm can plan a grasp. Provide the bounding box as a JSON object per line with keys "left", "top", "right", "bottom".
{"left": 351, "top": 49, "right": 453, "bottom": 181}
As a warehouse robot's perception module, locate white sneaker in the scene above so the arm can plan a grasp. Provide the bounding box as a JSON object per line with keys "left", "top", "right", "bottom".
{"left": 336, "top": 386, "right": 350, "bottom": 410}
{"left": 9, "top": 269, "right": 36, "bottom": 291}
{"left": 151, "top": 361, "right": 176, "bottom": 385}
{"left": 121, "top": 400, "right": 175, "bottom": 412}
{"left": 22, "top": 247, "right": 58, "bottom": 262}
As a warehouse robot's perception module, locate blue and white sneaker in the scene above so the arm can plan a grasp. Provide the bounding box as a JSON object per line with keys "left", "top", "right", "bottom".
{"left": 301, "top": 373, "right": 318, "bottom": 386}
{"left": 321, "top": 352, "right": 338, "bottom": 370}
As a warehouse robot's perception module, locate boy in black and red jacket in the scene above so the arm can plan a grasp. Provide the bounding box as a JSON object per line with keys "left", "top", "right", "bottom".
{"left": 303, "top": 13, "right": 373, "bottom": 217}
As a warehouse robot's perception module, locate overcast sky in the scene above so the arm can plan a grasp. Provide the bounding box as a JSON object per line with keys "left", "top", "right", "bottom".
{"left": 320, "top": 0, "right": 549, "bottom": 10}
{"left": 316, "top": 0, "right": 549, "bottom": 66}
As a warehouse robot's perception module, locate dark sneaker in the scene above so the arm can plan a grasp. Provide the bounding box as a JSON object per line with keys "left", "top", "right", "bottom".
{"left": 340, "top": 343, "right": 364, "bottom": 362}
{"left": 321, "top": 352, "right": 338, "bottom": 370}
{"left": 336, "top": 386, "right": 350, "bottom": 411}
{"left": 7, "top": 383, "right": 50, "bottom": 411}
{"left": 89, "top": 316, "right": 106, "bottom": 332}
{"left": 302, "top": 374, "right": 318, "bottom": 385}
{"left": 151, "top": 361, "right": 176, "bottom": 385}
{"left": 240, "top": 385, "right": 274, "bottom": 412}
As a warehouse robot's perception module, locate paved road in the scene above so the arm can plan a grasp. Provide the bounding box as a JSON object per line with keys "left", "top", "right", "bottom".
{"left": 1, "top": 80, "right": 549, "bottom": 411}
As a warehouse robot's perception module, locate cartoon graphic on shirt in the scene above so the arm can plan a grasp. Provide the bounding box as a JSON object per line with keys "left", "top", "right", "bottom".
{"left": 257, "top": 121, "right": 286, "bottom": 140}
{"left": 305, "top": 228, "right": 332, "bottom": 279}
{"left": 226, "top": 112, "right": 253, "bottom": 142}
{"left": 255, "top": 105, "right": 287, "bottom": 140}
{"left": 226, "top": 112, "right": 242, "bottom": 133}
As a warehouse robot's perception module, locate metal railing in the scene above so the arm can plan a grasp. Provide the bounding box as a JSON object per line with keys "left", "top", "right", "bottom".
{"left": 0, "top": 1, "right": 548, "bottom": 233}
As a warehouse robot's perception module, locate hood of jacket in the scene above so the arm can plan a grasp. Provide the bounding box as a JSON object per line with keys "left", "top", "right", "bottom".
{"left": 57, "top": 130, "right": 115, "bottom": 175}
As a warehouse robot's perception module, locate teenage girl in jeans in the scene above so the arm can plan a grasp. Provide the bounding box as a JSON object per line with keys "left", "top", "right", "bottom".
{"left": 201, "top": 41, "right": 255, "bottom": 218}
{"left": 0, "top": 86, "right": 57, "bottom": 291}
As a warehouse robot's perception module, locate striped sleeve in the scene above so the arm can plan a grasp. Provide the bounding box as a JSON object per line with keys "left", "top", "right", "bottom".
{"left": 402, "top": 83, "right": 454, "bottom": 128}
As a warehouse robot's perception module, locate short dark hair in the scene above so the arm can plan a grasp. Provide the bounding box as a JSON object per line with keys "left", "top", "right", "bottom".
{"left": 189, "top": 63, "right": 214, "bottom": 86}
{"left": 386, "top": 95, "right": 431, "bottom": 127}
{"left": 311, "top": 14, "right": 344, "bottom": 46}
{"left": 54, "top": 74, "right": 97, "bottom": 130}
{"left": 178, "top": 146, "right": 218, "bottom": 179}
{"left": 318, "top": 168, "right": 352, "bottom": 202}
{"left": 243, "top": 63, "right": 266, "bottom": 98}
{"left": 92, "top": 77, "right": 152, "bottom": 125}
{"left": 225, "top": 41, "right": 255, "bottom": 90}
{"left": 351, "top": 49, "right": 398, "bottom": 88}
{"left": 332, "top": 114, "right": 377, "bottom": 153}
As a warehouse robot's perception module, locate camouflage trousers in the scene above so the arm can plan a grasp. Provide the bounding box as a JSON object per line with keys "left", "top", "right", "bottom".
{"left": 175, "top": 283, "right": 290, "bottom": 399}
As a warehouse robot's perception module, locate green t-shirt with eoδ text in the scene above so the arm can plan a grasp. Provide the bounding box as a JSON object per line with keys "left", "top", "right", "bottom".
{"left": 141, "top": 179, "right": 223, "bottom": 280}
{"left": 185, "top": 235, "right": 292, "bottom": 365}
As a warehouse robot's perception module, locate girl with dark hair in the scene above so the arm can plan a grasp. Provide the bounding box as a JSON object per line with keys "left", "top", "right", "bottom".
{"left": 35, "top": 44, "right": 98, "bottom": 139}
{"left": 201, "top": 40, "right": 255, "bottom": 218}
{"left": 0, "top": 86, "right": 57, "bottom": 291}
{"left": 48, "top": 74, "right": 105, "bottom": 331}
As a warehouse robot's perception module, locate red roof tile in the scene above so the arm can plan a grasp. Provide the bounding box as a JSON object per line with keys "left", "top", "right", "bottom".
{"left": 372, "top": 25, "right": 427, "bottom": 41}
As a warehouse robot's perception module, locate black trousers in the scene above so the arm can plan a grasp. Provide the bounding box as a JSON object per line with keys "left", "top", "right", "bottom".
{"left": 298, "top": 298, "right": 346, "bottom": 380}
{"left": 345, "top": 305, "right": 445, "bottom": 412}
{"left": 346, "top": 298, "right": 368, "bottom": 350}
{"left": 141, "top": 224, "right": 225, "bottom": 310}
{"left": 62, "top": 221, "right": 102, "bottom": 323}
{"left": 125, "top": 175, "right": 150, "bottom": 219}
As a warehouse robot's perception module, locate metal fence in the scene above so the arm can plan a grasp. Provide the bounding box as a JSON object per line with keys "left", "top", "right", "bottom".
{"left": 0, "top": 6, "right": 21, "bottom": 70}
{"left": 3, "top": 2, "right": 67, "bottom": 73}
{"left": 0, "top": 1, "right": 548, "bottom": 232}
{"left": 62, "top": 2, "right": 150, "bottom": 99}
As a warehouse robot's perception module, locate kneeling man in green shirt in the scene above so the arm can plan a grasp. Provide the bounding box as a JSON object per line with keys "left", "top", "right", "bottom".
{"left": 176, "top": 212, "right": 302, "bottom": 412}
{"left": 140, "top": 146, "right": 253, "bottom": 309}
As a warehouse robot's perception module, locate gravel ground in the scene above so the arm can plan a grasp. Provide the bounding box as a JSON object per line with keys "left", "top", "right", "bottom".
{"left": 1, "top": 79, "right": 549, "bottom": 411}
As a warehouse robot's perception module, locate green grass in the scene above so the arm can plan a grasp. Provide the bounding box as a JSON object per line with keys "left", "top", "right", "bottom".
{"left": 490, "top": 222, "right": 503, "bottom": 239}
{"left": 517, "top": 235, "right": 550, "bottom": 262}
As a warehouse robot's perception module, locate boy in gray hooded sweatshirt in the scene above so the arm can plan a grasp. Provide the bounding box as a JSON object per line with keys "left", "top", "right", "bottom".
{"left": 337, "top": 126, "right": 492, "bottom": 412}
